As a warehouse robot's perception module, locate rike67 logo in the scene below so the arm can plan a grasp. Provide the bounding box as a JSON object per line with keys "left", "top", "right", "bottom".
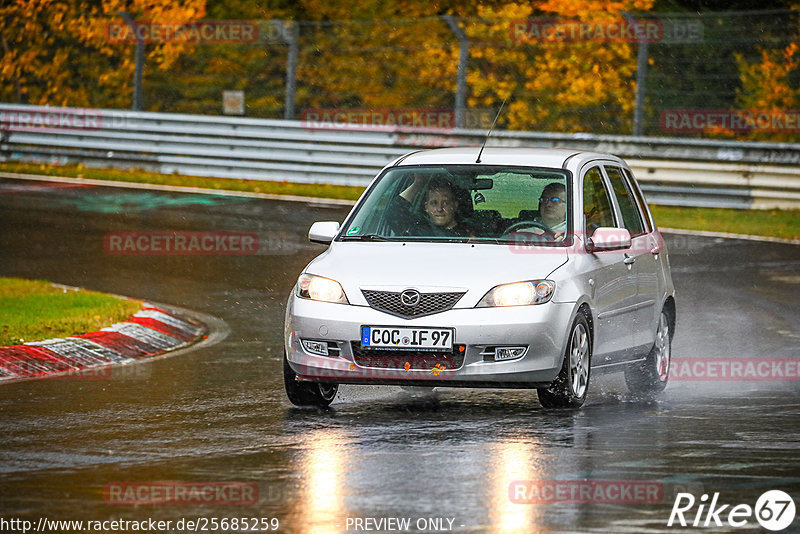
{"left": 668, "top": 490, "right": 796, "bottom": 531}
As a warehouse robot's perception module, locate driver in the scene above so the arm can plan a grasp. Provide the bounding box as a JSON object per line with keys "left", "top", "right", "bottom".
{"left": 393, "top": 175, "right": 474, "bottom": 237}
{"left": 536, "top": 182, "right": 567, "bottom": 234}
{"left": 422, "top": 178, "right": 474, "bottom": 236}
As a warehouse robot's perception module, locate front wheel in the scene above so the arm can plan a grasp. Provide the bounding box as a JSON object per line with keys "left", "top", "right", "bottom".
{"left": 283, "top": 352, "right": 338, "bottom": 407}
{"left": 625, "top": 310, "right": 671, "bottom": 395}
{"left": 538, "top": 313, "right": 591, "bottom": 409}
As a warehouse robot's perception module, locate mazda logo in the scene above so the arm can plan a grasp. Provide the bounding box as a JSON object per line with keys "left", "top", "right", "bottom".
{"left": 400, "top": 289, "right": 421, "bottom": 307}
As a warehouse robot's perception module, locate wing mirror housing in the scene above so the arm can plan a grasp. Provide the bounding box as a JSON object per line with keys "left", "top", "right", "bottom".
{"left": 308, "top": 221, "right": 340, "bottom": 244}
{"left": 586, "top": 227, "right": 631, "bottom": 253}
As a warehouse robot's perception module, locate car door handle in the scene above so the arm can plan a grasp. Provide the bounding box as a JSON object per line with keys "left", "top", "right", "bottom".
{"left": 623, "top": 254, "right": 636, "bottom": 265}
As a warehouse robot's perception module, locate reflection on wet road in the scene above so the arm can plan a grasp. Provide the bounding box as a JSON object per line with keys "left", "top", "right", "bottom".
{"left": 0, "top": 179, "right": 798, "bottom": 533}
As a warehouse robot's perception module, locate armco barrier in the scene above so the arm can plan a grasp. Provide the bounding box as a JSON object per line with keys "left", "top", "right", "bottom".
{"left": 1, "top": 104, "right": 799, "bottom": 209}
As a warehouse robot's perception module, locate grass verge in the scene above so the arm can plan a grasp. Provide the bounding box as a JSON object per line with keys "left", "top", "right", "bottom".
{"left": 0, "top": 161, "right": 364, "bottom": 201}
{"left": 1, "top": 161, "right": 798, "bottom": 240}
{"left": 0, "top": 277, "right": 142, "bottom": 346}
{"left": 649, "top": 206, "right": 799, "bottom": 241}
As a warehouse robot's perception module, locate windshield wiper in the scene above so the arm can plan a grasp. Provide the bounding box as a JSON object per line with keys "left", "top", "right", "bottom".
{"left": 340, "top": 233, "right": 392, "bottom": 241}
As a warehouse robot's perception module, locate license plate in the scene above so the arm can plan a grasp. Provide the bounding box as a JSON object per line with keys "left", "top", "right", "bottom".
{"left": 361, "top": 326, "right": 453, "bottom": 351}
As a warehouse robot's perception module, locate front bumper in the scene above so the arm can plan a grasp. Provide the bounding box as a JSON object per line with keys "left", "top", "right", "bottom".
{"left": 284, "top": 295, "right": 575, "bottom": 387}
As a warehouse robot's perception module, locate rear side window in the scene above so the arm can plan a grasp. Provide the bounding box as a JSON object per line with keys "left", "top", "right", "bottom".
{"left": 623, "top": 168, "right": 654, "bottom": 233}
{"left": 582, "top": 166, "right": 615, "bottom": 232}
{"left": 604, "top": 166, "right": 646, "bottom": 237}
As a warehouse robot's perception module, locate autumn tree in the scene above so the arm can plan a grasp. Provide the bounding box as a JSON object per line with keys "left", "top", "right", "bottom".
{"left": 734, "top": 43, "right": 800, "bottom": 141}
{"left": 4, "top": 0, "right": 797, "bottom": 141}
{"left": 0, "top": 0, "right": 206, "bottom": 108}
{"left": 290, "top": 0, "right": 461, "bottom": 112}
{"left": 467, "top": 0, "right": 655, "bottom": 133}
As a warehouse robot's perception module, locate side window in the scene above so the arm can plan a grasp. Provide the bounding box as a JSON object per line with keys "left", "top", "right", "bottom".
{"left": 623, "top": 168, "right": 654, "bottom": 233}
{"left": 582, "top": 166, "right": 615, "bottom": 233}
{"left": 604, "top": 166, "right": 645, "bottom": 237}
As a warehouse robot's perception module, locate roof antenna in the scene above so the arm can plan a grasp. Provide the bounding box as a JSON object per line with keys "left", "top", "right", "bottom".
{"left": 476, "top": 97, "right": 507, "bottom": 164}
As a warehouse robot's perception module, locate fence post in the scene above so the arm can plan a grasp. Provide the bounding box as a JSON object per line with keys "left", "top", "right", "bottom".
{"left": 443, "top": 15, "right": 468, "bottom": 129}
{"left": 633, "top": 40, "right": 648, "bottom": 136}
{"left": 623, "top": 12, "right": 648, "bottom": 136}
{"left": 119, "top": 11, "right": 144, "bottom": 111}
{"left": 284, "top": 21, "right": 299, "bottom": 121}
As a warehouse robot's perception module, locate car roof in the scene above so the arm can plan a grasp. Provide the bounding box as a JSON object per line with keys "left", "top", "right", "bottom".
{"left": 393, "top": 147, "right": 624, "bottom": 169}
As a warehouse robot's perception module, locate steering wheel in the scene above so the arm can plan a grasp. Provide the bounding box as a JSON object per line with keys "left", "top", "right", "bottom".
{"left": 501, "top": 220, "right": 555, "bottom": 238}
{"left": 385, "top": 197, "right": 431, "bottom": 236}
{"left": 400, "top": 217, "right": 434, "bottom": 236}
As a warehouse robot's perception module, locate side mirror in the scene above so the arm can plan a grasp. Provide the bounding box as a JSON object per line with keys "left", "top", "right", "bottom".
{"left": 586, "top": 227, "right": 631, "bottom": 253}
{"left": 308, "top": 221, "right": 340, "bottom": 244}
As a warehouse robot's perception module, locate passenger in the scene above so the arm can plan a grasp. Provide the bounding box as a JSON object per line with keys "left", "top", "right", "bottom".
{"left": 422, "top": 177, "right": 474, "bottom": 237}
{"left": 393, "top": 175, "right": 474, "bottom": 237}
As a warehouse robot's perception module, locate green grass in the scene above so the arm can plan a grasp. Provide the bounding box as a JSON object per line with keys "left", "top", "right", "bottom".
{"left": 1, "top": 161, "right": 798, "bottom": 240}
{"left": 649, "top": 205, "right": 799, "bottom": 240}
{"left": 0, "top": 161, "right": 364, "bottom": 201}
{"left": 0, "top": 278, "right": 142, "bottom": 346}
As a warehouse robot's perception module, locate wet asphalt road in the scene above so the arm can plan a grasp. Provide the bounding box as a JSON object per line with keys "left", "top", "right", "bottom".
{"left": 0, "top": 177, "right": 798, "bottom": 533}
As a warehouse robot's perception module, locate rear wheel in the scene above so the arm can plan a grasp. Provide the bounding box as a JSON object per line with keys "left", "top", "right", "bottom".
{"left": 625, "top": 310, "right": 671, "bottom": 395}
{"left": 537, "top": 314, "right": 591, "bottom": 409}
{"left": 283, "top": 352, "right": 338, "bottom": 407}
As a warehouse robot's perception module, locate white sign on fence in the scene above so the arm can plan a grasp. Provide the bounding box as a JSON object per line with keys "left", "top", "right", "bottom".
{"left": 223, "top": 91, "right": 245, "bottom": 115}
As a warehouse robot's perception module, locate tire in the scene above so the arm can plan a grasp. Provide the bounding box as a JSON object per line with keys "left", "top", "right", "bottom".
{"left": 537, "top": 313, "right": 591, "bottom": 409}
{"left": 283, "top": 352, "right": 338, "bottom": 407}
{"left": 625, "top": 309, "right": 671, "bottom": 395}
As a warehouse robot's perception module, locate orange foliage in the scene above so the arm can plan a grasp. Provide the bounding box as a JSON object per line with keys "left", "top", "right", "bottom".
{"left": 734, "top": 43, "right": 800, "bottom": 141}
{"left": 0, "top": 0, "right": 206, "bottom": 107}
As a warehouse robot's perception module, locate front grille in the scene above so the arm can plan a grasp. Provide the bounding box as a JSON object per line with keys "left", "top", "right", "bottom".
{"left": 351, "top": 342, "right": 466, "bottom": 370}
{"left": 362, "top": 290, "right": 465, "bottom": 318}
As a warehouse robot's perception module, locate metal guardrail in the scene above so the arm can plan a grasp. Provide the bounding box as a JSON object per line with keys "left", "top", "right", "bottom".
{"left": 2, "top": 104, "right": 799, "bottom": 209}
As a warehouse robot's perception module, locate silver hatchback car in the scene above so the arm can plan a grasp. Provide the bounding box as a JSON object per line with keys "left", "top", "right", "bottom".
{"left": 283, "top": 147, "right": 675, "bottom": 408}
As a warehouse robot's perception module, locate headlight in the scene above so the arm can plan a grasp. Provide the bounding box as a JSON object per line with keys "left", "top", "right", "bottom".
{"left": 477, "top": 280, "right": 555, "bottom": 307}
{"left": 296, "top": 273, "right": 349, "bottom": 304}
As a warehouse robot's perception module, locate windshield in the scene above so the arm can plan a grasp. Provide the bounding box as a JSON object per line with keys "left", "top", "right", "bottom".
{"left": 340, "top": 165, "right": 571, "bottom": 244}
